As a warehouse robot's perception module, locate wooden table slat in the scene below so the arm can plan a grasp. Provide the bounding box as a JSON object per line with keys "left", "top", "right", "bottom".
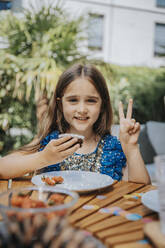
{"left": 0, "top": 180, "right": 8, "bottom": 191}
{"left": 105, "top": 229, "right": 144, "bottom": 246}
{"left": 97, "top": 214, "right": 158, "bottom": 239}
{"left": 113, "top": 242, "right": 152, "bottom": 248}
{"left": 96, "top": 220, "right": 144, "bottom": 239}
{"left": 12, "top": 180, "right": 33, "bottom": 188}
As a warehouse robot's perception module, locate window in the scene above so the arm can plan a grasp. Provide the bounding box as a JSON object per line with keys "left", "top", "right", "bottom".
{"left": 88, "top": 13, "right": 104, "bottom": 50}
{"left": 156, "top": 0, "right": 165, "bottom": 7}
{"left": 154, "top": 23, "right": 165, "bottom": 56}
{"left": 0, "top": 1, "right": 12, "bottom": 10}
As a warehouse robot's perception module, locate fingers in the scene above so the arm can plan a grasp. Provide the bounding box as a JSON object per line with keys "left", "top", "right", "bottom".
{"left": 58, "top": 137, "right": 80, "bottom": 152}
{"left": 62, "top": 143, "right": 80, "bottom": 157}
{"left": 126, "top": 99, "right": 133, "bottom": 119}
{"left": 119, "top": 101, "right": 125, "bottom": 120}
{"left": 49, "top": 136, "right": 79, "bottom": 152}
{"left": 132, "top": 122, "right": 140, "bottom": 133}
{"left": 130, "top": 118, "right": 136, "bottom": 126}
{"left": 51, "top": 135, "right": 74, "bottom": 146}
{"left": 128, "top": 121, "right": 140, "bottom": 134}
{"left": 58, "top": 138, "right": 80, "bottom": 158}
{"left": 43, "top": 137, "right": 80, "bottom": 164}
{"left": 119, "top": 99, "right": 133, "bottom": 121}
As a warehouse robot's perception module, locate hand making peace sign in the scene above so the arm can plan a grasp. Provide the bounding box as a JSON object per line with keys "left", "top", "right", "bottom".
{"left": 119, "top": 99, "right": 140, "bottom": 146}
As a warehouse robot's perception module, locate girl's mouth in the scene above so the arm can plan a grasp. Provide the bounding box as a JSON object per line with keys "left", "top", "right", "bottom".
{"left": 74, "top": 116, "right": 89, "bottom": 121}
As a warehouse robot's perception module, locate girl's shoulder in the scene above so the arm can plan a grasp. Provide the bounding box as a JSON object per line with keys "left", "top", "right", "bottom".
{"left": 40, "top": 130, "right": 59, "bottom": 148}
{"left": 102, "top": 134, "right": 123, "bottom": 150}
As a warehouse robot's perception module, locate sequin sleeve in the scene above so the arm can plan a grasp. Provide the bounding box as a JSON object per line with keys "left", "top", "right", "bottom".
{"left": 100, "top": 135, "right": 126, "bottom": 181}
{"left": 39, "top": 131, "right": 59, "bottom": 151}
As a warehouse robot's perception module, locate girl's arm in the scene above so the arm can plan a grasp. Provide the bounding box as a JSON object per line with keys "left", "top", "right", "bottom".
{"left": 0, "top": 136, "right": 80, "bottom": 179}
{"left": 122, "top": 144, "right": 150, "bottom": 184}
{"left": 119, "top": 99, "right": 151, "bottom": 184}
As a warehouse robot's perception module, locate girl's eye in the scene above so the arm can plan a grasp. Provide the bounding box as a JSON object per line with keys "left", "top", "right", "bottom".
{"left": 87, "top": 99, "right": 97, "bottom": 103}
{"left": 68, "top": 98, "right": 78, "bottom": 102}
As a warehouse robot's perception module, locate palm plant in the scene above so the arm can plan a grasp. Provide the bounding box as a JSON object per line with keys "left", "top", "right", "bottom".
{"left": 0, "top": 1, "right": 85, "bottom": 100}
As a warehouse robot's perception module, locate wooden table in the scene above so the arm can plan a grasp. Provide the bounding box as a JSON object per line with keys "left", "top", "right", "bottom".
{"left": 0, "top": 179, "right": 157, "bottom": 248}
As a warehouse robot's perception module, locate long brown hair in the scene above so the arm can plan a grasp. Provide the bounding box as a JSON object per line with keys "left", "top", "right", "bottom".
{"left": 19, "top": 63, "right": 113, "bottom": 153}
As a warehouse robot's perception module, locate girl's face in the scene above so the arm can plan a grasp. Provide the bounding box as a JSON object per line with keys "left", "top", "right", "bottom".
{"left": 61, "top": 77, "right": 102, "bottom": 135}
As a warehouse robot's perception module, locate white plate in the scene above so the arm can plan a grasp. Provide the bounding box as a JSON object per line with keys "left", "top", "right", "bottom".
{"left": 141, "top": 189, "right": 160, "bottom": 212}
{"left": 31, "top": 171, "right": 114, "bottom": 193}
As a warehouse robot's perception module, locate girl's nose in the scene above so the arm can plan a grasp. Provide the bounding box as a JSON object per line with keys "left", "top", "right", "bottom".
{"left": 77, "top": 102, "right": 87, "bottom": 113}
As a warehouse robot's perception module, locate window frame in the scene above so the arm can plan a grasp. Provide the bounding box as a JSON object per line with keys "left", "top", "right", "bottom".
{"left": 156, "top": 0, "right": 165, "bottom": 8}
{"left": 87, "top": 13, "right": 104, "bottom": 51}
{"left": 154, "top": 22, "right": 165, "bottom": 57}
{"left": 0, "top": 0, "right": 12, "bottom": 11}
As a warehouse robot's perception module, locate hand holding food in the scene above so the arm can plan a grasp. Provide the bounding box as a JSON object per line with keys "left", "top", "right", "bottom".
{"left": 40, "top": 135, "right": 81, "bottom": 165}
{"left": 59, "top": 133, "right": 84, "bottom": 147}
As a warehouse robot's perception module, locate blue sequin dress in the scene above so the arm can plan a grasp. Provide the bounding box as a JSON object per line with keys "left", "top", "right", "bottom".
{"left": 39, "top": 131, "right": 126, "bottom": 181}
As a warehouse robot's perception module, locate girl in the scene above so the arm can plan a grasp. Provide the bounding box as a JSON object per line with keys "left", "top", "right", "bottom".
{"left": 0, "top": 64, "right": 150, "bottom": 184}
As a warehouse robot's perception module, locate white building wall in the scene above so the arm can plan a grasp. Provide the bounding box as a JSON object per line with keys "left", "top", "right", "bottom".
{"left": 11, "top": 0, "right": 165, "bottom": 67}
{"left": 110, "top": 5, "right": 155, "bottom": 66}
{"left": 109, "top": 0, "right": 165, "bottom": 66}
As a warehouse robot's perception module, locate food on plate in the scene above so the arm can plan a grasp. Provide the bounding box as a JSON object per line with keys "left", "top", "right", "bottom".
{"left": 59, "top": 133, "right": 84, "bottom": 147}
{"left": 41, "top": 175, "right": 64, "bottom": 186}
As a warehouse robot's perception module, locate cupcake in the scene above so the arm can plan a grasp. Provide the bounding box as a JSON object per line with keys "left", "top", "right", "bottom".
{"left": 59, "top": 133, "right": 84, "bottom": 147}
